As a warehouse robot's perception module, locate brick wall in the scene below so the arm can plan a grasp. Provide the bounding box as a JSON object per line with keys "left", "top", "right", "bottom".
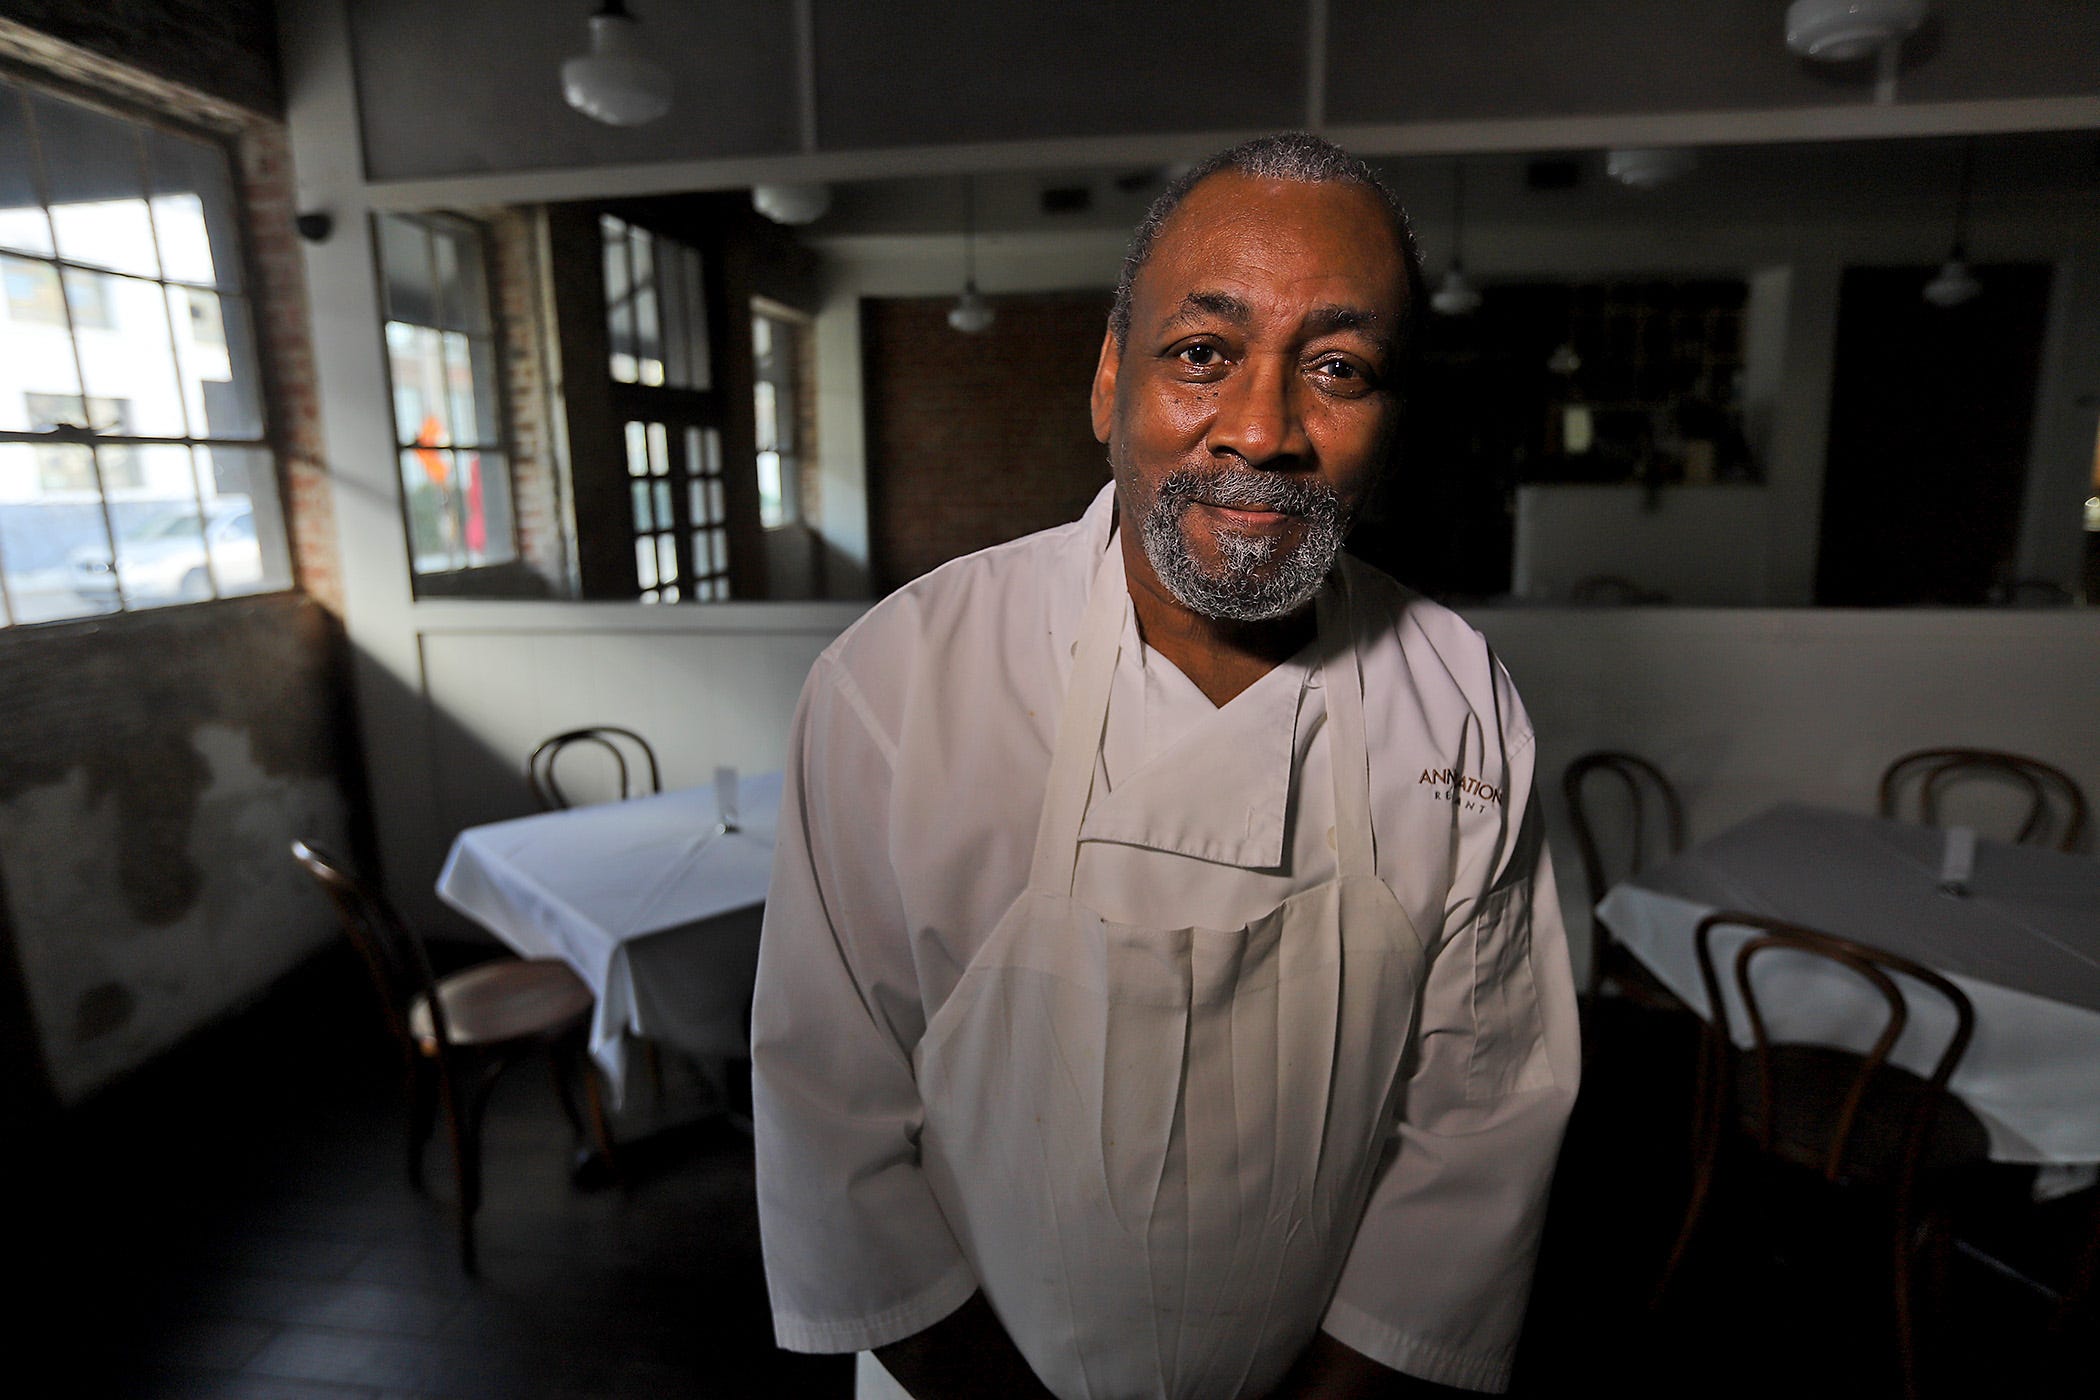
{"left": 482, "top": 206, "right": 570, "bottom": 593}
{"left": 863, "top": 291, "right": 1113, "bottom": 592}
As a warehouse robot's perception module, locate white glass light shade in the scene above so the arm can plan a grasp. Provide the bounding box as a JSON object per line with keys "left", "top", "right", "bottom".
{"left": 1429, "top": 266, "right": 1481, "bottom": 317}
{"left": 562, "top": 13, "right": 673, "bottom": 127}
{"left": 1606, "top": 147, "right": 1698, "bottom": 189}
{"left": 751, "top": 183, "right": 832, "bottom": 225}
{"left": 1785, "top": 0, "right": 1928, "bottom": 61}
{"left": 948, "top": 284, "right": 995, "bottom": 334}
{"left": 1923, "top": 258, "right": 1980, "bottom": 308}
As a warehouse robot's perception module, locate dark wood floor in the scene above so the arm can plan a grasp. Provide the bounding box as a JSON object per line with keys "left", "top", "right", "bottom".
{"left": 22, "top": 950, "right": 2094, "bottom": 1399}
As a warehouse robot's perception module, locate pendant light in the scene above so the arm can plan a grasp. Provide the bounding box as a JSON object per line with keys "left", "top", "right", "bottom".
{"left": 1785, "top": 0, "right": 1928, "bottom": 104}
{"left": 1923, "top": 140, "right": 1980, "bottom": 309}
{"left": 948, "top": 177, "right": 995, "bottom": 334}
{"left": 1430, "top": 162, "right": 1481, "bottom": 317}
{"left": 561, "top": 1, "right": 673, "bottom": 127}
{"left": 751, "top": 182, "right": 833, "bottom": 225}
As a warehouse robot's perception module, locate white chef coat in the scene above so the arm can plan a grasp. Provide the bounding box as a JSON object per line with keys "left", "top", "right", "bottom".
{"left": 753, "top": 483, "right": 1580, "bottom": 1394}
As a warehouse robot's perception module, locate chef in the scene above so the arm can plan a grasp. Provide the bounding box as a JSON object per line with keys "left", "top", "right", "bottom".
{"left": 752, "top": 133, "right": 1580, "bottom": 1400}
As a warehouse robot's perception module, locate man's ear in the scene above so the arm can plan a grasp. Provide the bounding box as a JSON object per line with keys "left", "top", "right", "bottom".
{"left": 1089, "top": 330, "right": 1120, "bottom": 445}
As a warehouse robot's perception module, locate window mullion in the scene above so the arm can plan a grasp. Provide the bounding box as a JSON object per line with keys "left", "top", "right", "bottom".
{"left": 136, "top": 126, "right": 221, "bottom": 598}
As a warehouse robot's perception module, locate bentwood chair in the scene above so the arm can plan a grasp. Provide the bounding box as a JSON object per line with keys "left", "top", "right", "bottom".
{"left": 291, "top": 840, "right": 616, "bottom": 1273}
{"left": 1563, "top": 751, "right": 1688, "bottom": 1008}
{"left": 527, "top": 725, "right": 663, "bottom": 811}
{"left": 1656, "top": 913, "right": 1990, "bottom": 1400}
{"left": 1878, "top": 747, "right": 2087, "bottom": 853}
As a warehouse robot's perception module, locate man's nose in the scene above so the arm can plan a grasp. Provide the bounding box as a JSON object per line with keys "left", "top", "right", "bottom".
{"left": 1206, "top": 356, "right": 1310, "bottom": 467}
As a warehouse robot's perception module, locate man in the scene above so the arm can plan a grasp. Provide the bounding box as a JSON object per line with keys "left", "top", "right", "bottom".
{"left": 753, "top": 133, "right": 1579, "bottom": 1400}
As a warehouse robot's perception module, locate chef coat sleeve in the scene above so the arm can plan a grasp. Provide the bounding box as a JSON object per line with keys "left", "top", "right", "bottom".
{"left": 751, "top": 654, "right": 979, "bottom": 1353}
{"left": 1319, "top": 727, "right": 1581, "bottom": 1393}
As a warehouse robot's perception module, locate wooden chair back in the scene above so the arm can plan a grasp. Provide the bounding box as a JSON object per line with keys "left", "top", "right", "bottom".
{"left": 290, "top": 839, "right": 451, "bottom": 1052}
{"left": 526, "top": 726, "right": 663, "bottom": 811}
{"left": 1878, "top": 747, "right": 2086, "bottom": 852}
{"left": 1692, "top": 912, "right": 1975, "bottom": 1185}
{"left": 1565, "top": 751, "right": 1684, "bottom": 997}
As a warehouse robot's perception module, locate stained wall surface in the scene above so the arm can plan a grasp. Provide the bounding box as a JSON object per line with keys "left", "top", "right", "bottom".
{"left": 0, "top": 596, "right": 357, "bottom": 1103}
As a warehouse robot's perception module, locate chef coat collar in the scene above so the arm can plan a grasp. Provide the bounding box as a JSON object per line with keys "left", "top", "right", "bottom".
{"left": 1058, "top": 485, "right": 1324, "bottom": 872}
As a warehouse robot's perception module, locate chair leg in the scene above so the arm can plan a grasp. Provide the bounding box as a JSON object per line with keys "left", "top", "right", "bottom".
{"left": 405, "top": 1058, "right": 438, "bottom": 1191}
{"left": 552, "top": 1031, "right": 620, "bottom": 1185}
{"left": 434, "top": 1054, "right": 479, "bottom": 1275}
{"left": 1654, "top": 1132, "right": 1721, "bottom": 1309}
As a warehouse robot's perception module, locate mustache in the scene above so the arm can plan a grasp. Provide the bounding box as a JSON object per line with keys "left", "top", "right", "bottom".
{"left": 1152, "top": 470, "right": 1343, "bottom": 521}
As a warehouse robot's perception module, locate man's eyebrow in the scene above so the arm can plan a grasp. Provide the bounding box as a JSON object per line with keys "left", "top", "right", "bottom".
{"left": 1159, "top": 291, "right": 1252, "bottom": 330}
{"left": 1304, "top": 304, "right": 1394, "bottom": 350}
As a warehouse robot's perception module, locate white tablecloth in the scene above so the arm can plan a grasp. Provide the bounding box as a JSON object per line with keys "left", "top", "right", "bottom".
{"left": 436, "top": 773, "right": 780, "bottom": 1100}
{"left": 1596, "top": 803, "right": 2100, "bottom": 1163}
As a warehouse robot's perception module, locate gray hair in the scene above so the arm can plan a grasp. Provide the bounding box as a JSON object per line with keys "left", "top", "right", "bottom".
{"left": 1107, "top": 132, "right": 1426, "bottom": 350}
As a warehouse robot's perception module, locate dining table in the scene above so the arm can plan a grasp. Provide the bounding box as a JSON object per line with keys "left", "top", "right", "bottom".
{"left": 435, "top": 771, "right": 781, "bottom": 1104}
{"left": 1596, "top": 802, "right": 2100, "bottom": 1166}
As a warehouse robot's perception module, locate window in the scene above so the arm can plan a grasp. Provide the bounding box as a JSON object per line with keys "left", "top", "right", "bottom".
{"left": 375, "top": 211, "right": 516, "bottom": 578}
{"left": 602, "top": 214, "right": 709, "bottom": 390}
{"left": 0, "top": 76, "right": 287, "bottom": 625}
{"left": 752, "top": 304, "right": 808, "bottom": 530}
{"left": 596, "top": 213, "right": 732, "bottom": 601}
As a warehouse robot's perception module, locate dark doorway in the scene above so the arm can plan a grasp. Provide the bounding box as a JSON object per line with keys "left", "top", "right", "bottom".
{"left": 1815, "top": 264, "right": 2052, "bottom": 606}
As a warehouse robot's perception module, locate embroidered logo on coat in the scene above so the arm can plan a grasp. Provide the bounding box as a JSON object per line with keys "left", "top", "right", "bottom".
{"left": 1415, "top": 767, "right": 1506, "bottom": 812}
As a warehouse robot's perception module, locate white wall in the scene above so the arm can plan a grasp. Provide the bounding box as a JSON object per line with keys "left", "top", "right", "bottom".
{"left": 1512, "top": 485, "right": 1772, "bottom": 604}
{"left": 1473, "top": 606, "right": 2100, "bottom": 981}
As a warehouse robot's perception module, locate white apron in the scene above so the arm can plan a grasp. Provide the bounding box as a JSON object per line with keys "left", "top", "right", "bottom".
{"left": 862, "top": 543, "right": 1428, "bottom": 1400}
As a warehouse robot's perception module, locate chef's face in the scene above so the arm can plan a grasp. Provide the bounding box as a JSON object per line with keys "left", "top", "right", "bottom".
{"left": 1091, "top": 172, "right": 1408, "bottom": 623}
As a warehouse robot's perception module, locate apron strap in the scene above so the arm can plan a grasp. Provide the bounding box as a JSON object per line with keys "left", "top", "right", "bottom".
{"left": 1028, "top": 541, "right": 1128, "bottom": 895}
{"left": 1316, "top": 573, "right": 1377, "bottom": 881}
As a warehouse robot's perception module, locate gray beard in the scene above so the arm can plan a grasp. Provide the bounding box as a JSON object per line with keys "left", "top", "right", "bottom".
{"left": 1138, "top": 470, "right": 1346, "bottom": 622}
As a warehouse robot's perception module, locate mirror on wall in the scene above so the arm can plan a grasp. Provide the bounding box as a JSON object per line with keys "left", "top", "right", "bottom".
{"left": 399, "top": 129, "right": 2100, "bottom": 609}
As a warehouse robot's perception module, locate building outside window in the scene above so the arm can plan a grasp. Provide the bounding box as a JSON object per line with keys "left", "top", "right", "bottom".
{"left": 375, "top": 211, "right": 517, "bottom": 581}
{"left": 0, "top": 74, "right": 289, "bottom": 625}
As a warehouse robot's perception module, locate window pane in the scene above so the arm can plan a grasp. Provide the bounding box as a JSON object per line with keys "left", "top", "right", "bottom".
{"left": 632, "top": 228, "right": 664, "bottom": 386}
{"left": 1, "top": 258, "right": 85, "bottom": 412}
{"left": 35, "top": 93, "right": 158, "bottom": 278}
{"left": 109, "top": 446, "right": 210, "bottom": 609}
{"left": 683, "top": 246, "right": 710, "bottom": 389}
{"left": 707, "top": 476, "right": 723, "bottom": 523}
{"left": 757, "top": 449, "right": 784, "bottom": 528}
{"left": 71, "top": 268, "right": 186, "bottom": 436}
{"left": 171, "top": 286, "right": 264, "bottom": 441}
{"left": 433, "top": 224, "right": 490, "bottom": 334}
{"left": 144, "top": 127, "right": 241, "bottom": 291}
{"left": 456, "top": 450, "right": 514, "bottom": 566}
{"left": 646, "top": 421, "right": 668, "bottom": 476}
{"left": 659, "top": 245, "right": 688, "bottom": 388}
{"left": 624, "top": 420, "right": 648, "bottom": 476}
{"left": 378, "top": 215, "right": 436, "bottom": 325}
{"left": 471, "top": 336, "right": 502, "bottom": 446}
{"left": 653, "top": 479, "right": 671, "bottom": 530}
{"left": 0, "top": 83, "right": 53, "bottom": 257}
{"left": 443, "top": 331, "right": 476, "bottom": 450}
{"left": 0, "top": 442, "right": 113, "bottom": 622}
{"left": 657, "top": 533, "right": 676, "bottom": 585}
{"left": 386, "top": 321, "right": 451, "bottom": 446}
{"left": 401, "top": 448, "right": 457, "bottom": 571}
{"left": 755, "top": 380, "right": 778, "bottom": 452}
{"left": 199, "top": 444, "right": 291, "bottom": 594}
{"left": 603, "top": 215, "right": 636, "bottom": 383}
{"left": 631, "top": 480, "right": 652, "bottom": 532}
{"left": 692, "top": 528, "right": 711, "bottom": 573}
{"left": 635, "top": 534, "right": 657, "bottom": 588}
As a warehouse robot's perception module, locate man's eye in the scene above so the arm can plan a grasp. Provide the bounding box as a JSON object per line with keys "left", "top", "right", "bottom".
{"left": 1177, "top": 344, "right": 1221, "bottom": 367}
